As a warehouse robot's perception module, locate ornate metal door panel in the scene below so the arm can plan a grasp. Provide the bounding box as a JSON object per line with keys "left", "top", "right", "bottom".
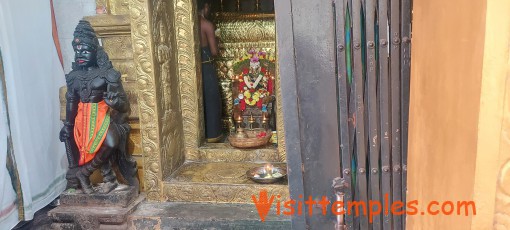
{"left": 128, "top": 0, "right": 191, "bottom": 200}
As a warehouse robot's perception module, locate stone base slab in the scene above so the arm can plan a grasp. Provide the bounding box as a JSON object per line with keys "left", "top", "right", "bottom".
{"left": 59, "top": 185, "right": 138, "bottom": 208}
{"left": 49, "top": 186, "right": 144, "bottom": 230}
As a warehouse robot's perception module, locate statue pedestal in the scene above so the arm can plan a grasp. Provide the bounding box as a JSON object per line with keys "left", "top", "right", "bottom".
{"left": 48, "top": 186, "right": 144, "bottom": 229}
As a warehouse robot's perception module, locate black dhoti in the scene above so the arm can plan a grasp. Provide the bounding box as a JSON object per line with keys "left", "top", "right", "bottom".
{"left": 201, "top": 47, "right": 223, "bottom": 142}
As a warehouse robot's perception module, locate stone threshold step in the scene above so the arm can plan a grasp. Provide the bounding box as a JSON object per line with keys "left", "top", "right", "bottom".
{"left": 128, "top": 202, "right": 291, "bottom": 230}
{"left": 163, "top": 162, "right": 289, "bottom": 203}
{"left": 49, "top": 194, "right": 145, "bottom": 229}
{"left": 186, "top": 142, "right": 281, "bottom": 163}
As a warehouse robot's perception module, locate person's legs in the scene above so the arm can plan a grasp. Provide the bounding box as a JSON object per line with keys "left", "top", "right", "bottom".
{"left": 202, "top": 62, "right": 223, "bottom": 142}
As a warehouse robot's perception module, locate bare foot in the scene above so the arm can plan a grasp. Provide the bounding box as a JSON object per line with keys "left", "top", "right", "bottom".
{"left": 97, "top": 181, "right": 118, "bottom": 194}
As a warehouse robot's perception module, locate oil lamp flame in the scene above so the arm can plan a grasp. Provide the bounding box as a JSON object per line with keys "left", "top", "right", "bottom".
{"left": 265, "top": 164, "right": 273, "bottom": 177}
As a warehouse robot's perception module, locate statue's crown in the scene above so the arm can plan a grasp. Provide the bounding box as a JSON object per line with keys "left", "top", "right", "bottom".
{"left": 72, "top": 20, "right": 99, "bottom": 49}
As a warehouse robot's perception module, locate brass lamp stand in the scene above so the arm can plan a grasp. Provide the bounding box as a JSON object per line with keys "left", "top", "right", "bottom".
{"left": 234, "top": 112, "right": 248, "bottom": 138}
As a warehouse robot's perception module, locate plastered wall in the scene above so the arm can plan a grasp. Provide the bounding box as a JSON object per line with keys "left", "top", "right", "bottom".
{"left": 406, "top": 0, "right": 487, "bottom": 228}
{"left": 471, "top": 0, "right": 510, "bottom": 228}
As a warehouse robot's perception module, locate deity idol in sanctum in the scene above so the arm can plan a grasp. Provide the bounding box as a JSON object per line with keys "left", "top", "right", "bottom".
{"left": 59, "top": 20, "right": 138, "bottom": 194}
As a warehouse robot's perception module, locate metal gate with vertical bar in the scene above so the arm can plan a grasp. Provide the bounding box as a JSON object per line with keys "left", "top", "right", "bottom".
{"left": 334, "top": 0, "right": 412, "bottom": 229}
{"left": 275, "top": 0, "right": 411, "bottom": 229}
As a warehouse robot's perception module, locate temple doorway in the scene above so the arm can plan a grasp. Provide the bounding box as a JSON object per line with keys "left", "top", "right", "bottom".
{"left": 157, "top": 0, "right": 289, "bottom": 203}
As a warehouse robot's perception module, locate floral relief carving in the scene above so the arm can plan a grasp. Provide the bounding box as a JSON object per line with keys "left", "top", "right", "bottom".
{"left": 174, "top": 0, "right": 203, "bottom": 155}
{"left": 129, "top": 0, "right": 162, "bottom": 201}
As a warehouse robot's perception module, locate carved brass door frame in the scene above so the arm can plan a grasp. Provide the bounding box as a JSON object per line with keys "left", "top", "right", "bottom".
{"left": 129, "top": 0, "right": 188, "bottom": 201}
{"left": 127, "top": 0, "right": 286, "bottom": 201}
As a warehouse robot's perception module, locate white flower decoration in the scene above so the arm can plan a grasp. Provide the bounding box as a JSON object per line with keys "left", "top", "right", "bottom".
{"left": 238, "top": 94, "right": 244, "bottom": 99}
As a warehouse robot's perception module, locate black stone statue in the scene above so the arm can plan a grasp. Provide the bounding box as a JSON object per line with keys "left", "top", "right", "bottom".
{"left": 59, "top": 20, "right": 138, "bottom": 194}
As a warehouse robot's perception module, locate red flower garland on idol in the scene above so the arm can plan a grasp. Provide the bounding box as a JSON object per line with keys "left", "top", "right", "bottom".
{"left": 234, "top": 48, "right": 275, "bottom": 112}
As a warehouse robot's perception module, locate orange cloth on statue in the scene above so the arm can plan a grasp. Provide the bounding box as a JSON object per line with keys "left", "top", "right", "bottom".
{"left": 74, "top": 100, "right": 111, "bottom": 166}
